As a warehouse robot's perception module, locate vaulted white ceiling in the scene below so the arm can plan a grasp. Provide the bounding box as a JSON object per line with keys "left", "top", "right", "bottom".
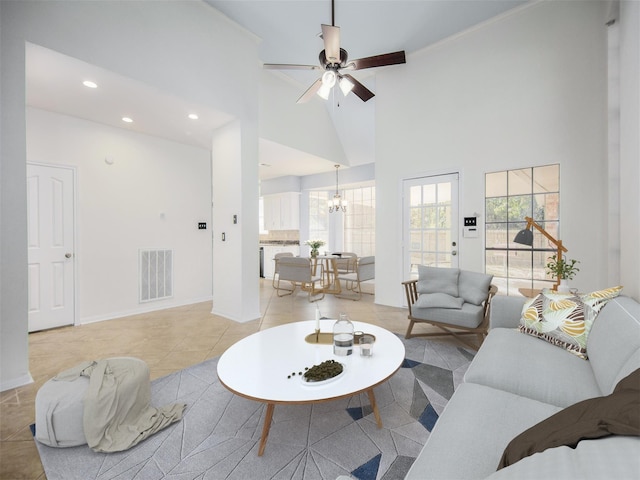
{"left": 25, "top": 0, "right": 528, "bottom": 180}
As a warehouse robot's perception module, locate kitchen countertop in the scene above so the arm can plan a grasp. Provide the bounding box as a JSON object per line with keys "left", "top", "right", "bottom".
{"left": 259, "top": 241, "right": 300, "bottom": 246}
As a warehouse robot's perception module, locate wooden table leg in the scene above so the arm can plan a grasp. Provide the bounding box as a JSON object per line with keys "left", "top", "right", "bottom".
{"left": 328, "top": 258, "right": 341, "bottom": 294}
{"left": 258, "top": 403, "right": 275, "bottom": 456}
{"left": 367, "top": 388, "right": 383, "bottom": 428}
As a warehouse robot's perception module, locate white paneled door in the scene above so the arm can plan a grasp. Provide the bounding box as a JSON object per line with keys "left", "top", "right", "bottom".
{"left": 403, "top": 173, "right": 459, "bottom": 281}
{"left": 27, "top": 164, "right": 75, "bottom": 332}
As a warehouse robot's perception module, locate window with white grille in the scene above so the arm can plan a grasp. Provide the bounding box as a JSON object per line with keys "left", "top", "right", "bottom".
{"left": 139, "top": 249, "right": 173, "bottom": 302}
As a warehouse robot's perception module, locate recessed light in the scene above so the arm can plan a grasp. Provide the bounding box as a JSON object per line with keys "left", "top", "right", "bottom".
{"left": 188, "top": 113, "right": 199, "bottom": 120}
{"left": 82, "top": 80, "right": 98, "bottom": 88}
{"left": 122, "top": 117, "right": 133, "bottom": 123}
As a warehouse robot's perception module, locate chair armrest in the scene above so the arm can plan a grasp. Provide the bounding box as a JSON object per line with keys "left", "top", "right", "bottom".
{"left": 489, "top": 295, "right": 527, "bottom": 329}
{"left": 402, "top": 279, "right": 418, "bottom": 316}
{"left": 482, "top": 284, "right": 499, "bottom": 320}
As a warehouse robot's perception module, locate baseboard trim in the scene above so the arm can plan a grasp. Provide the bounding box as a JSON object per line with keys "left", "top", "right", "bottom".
{"left": 210, "top": 307, "right": 261, "bottom": 323}
{"left": 0, "top": 372, "right": 34, "bottom": 393}
{"left": 79, "top": 296, "right": 213, "bottom": 325}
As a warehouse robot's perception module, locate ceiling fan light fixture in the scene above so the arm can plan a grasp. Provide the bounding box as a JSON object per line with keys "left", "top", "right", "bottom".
{"left": 317, "top": 83, "right": 331, "bottom": 100}
{"left": 338, "top": 76, "right": 354, "bottom": 96}
{"left": 264, "top": 0, "right": 406, "bottom": 104}
{"left": 321, "top": 70, "right": 337, "bottom": 88}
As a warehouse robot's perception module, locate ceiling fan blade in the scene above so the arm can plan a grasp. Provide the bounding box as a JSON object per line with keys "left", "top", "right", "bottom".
{"left": 264, "top": 63, "right": 321, "bottom": 71}
{"left": 341, "top": 74, "right": 375, "bottom": 102}
{"left": 348, "top": 51, "right": 406, "bottom": 71}
{"left": 296, "top": 79, "right": 323, "bottom": 104}
{"left": 321, "top": 24, "right": 341, "bottom": 64}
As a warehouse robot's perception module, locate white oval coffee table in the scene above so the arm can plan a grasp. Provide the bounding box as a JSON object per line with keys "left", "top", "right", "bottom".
{"left": 217, "top": 319, "right": 405, "bottom": 455}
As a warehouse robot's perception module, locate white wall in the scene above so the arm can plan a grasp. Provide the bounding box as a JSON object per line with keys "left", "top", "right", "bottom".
{"left": 211, "top": 120, "right": 261, "bottom": 322}
{"left": 619, "top": 0, "right": 640, "bottom": 300}
{"left": 260, "top": 70, "right": 347, "bottom": 165}
{"left": 27, "top": 108, "right": 213, "bottom": 322}
{"left": 1, "top": 0, "right": 260, "bottom": 391}
{"left": 375, "top": 1, "right": 611, "bottom": 306}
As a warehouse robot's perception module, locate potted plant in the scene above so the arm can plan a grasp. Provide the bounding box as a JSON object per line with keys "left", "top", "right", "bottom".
{"left": 545, "top": 254, "right": 580, "bottom": 292}
{"left": 304, "top": 239, "right": 325, "bottom": 258}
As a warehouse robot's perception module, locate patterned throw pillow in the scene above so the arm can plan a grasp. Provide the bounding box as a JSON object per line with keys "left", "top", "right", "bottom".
{"left": 519, "top": 286, "right": 623, "bottom": 359}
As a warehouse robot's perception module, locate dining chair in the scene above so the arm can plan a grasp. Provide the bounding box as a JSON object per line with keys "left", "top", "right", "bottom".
{"left": 275, "top": 257, "right": 325, "bottom": 302}
{"left": 336, "top": 256, "right": 375, "bottom": 300}
{"left": 271, "top": 252, "right": 294, "bottom": 288}
{"left": 334, "top": 252, "right": 358, "bottom": 275}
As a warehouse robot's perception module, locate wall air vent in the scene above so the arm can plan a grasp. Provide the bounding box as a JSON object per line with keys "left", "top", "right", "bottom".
{"left": 139, "top": 249, "right": 173, "bottom": 303}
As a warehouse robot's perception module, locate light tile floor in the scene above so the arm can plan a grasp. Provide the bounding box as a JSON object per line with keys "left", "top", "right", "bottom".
{"left": 0, "top": 279, "right": 430, "bottom": 479}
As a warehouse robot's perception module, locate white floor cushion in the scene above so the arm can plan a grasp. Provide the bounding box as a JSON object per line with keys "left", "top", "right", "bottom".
{"left": 35, "top": 375, "right": 88, "bottom": 447}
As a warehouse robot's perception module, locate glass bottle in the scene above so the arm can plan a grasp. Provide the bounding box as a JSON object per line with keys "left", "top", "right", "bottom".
{"left": 333, "top": 313, "right": 354, "bottom": 356}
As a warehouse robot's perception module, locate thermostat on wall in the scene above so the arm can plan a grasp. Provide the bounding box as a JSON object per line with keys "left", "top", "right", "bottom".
{"left": 463, "top": 217, "right": 478, "bottom": 238}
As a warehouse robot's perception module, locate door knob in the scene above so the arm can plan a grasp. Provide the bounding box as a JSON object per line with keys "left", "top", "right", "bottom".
{"left": 65, "top": 253, "right": 72, "bottom": 259}
{"left": 451, "top": 251, "right": 457, "bottom": 256}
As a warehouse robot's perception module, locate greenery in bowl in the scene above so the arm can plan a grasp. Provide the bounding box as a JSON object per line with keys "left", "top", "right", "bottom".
{"left": 304, "top": 239, "right": 325, "bottom": 250}
{"left": 545, "top": 254, "right": 580, "bottom": 280}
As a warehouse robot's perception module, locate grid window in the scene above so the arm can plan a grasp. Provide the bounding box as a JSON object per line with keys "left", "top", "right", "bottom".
{"left": 308, "top": 191, "right": 329, "bottom": 247}
{"left": 308, "top": 187, "right": 375, "bottom": 256}
{"left": 485, "top": 165, "right": 560, "bottom": 296}
{"left": 344, "top": 186, "right": 375, "bottom": 256}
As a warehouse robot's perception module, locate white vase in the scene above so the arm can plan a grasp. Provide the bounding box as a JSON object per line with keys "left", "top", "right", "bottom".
{"left": 557, "top": 279, "right": 571, "bottom": 293}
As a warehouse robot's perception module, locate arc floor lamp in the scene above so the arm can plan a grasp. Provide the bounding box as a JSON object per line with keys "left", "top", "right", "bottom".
{"left": 513, "top": 216, "right": 567, "bottom": 290}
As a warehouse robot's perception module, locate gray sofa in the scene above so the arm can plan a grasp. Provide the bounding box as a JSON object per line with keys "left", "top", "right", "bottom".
{"left": 406, "top": 294, "right": 640, "bottom": 479}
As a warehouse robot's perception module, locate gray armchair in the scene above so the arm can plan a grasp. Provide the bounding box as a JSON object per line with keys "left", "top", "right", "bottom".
{"left": 402, "top": 266, "right": 497, "bottom": 349}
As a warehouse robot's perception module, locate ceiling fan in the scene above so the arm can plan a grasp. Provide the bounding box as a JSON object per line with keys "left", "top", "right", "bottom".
{"left": 263, "top": 0, "right": 406, "bottom": 104}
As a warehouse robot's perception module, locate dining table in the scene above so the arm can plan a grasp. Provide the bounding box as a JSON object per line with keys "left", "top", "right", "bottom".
{"left": 310, "top": 254, "right": 342, "bottom": 294}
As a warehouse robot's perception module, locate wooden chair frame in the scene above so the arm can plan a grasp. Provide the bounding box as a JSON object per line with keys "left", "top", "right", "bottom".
{"left": 402, "top": 279, "right": 498, "bottom": 350}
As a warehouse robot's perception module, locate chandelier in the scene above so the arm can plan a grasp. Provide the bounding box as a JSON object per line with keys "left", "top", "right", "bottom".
{"left": 328, "top": 164, "right": 347, "bottom": 213}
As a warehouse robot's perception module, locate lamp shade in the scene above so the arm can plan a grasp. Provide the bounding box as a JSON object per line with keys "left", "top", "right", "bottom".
{"left": 513, "top": 228, "right": 534, "bottom": 246}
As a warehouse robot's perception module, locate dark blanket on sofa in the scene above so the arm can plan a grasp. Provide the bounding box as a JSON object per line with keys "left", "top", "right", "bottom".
{"left": 498, "top": 368, "right": 640, "bottom": 470}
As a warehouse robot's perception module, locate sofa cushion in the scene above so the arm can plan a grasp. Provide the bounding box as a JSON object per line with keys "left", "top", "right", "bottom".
{"left": 485, "top": 437, "right": 640, "bottom": 480}
{"left": 417, "top": 266, "right": 459, "bottom": 297}
{"left": 458, "top": 270, "right": 493, "bottom": 305}
{"left": 404, "top": 382, "right": 560, "bottom": 480}
{"left": 518, "top": 287, "right": 623, "bottom": 359}
{"left": 489, "top": 295, "right": 528, "bottom": 329}
{"left": 498, "top": 368, "right": 640, "bottom": 470}
{"left": 415, "top": 293, "right": 464, "bottom": 309}
{"left": 464, "top": 329, "right": 602, "bottom": 407}
{"left": 412, "top": 302, "right": 485, "bottom": 329}
{"left": 587, "top": 296, "right": 640, "bottom": 396}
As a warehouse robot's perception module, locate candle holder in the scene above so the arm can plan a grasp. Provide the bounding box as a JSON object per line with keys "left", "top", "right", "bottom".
{"left": 304, "top": 329, "right": 333, "bottom": 344}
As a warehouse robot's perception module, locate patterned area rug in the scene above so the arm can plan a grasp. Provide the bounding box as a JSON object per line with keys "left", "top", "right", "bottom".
{"left": 34, "top": 336, "right": 474, "bottom": 480}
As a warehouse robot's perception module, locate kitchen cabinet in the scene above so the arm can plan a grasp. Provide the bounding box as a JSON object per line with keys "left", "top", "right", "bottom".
{"left": 263, "top": 245, "right": 299, "bottom": 279}
{"left": 262, "top": 192, "right": 299, "bottom": 231}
